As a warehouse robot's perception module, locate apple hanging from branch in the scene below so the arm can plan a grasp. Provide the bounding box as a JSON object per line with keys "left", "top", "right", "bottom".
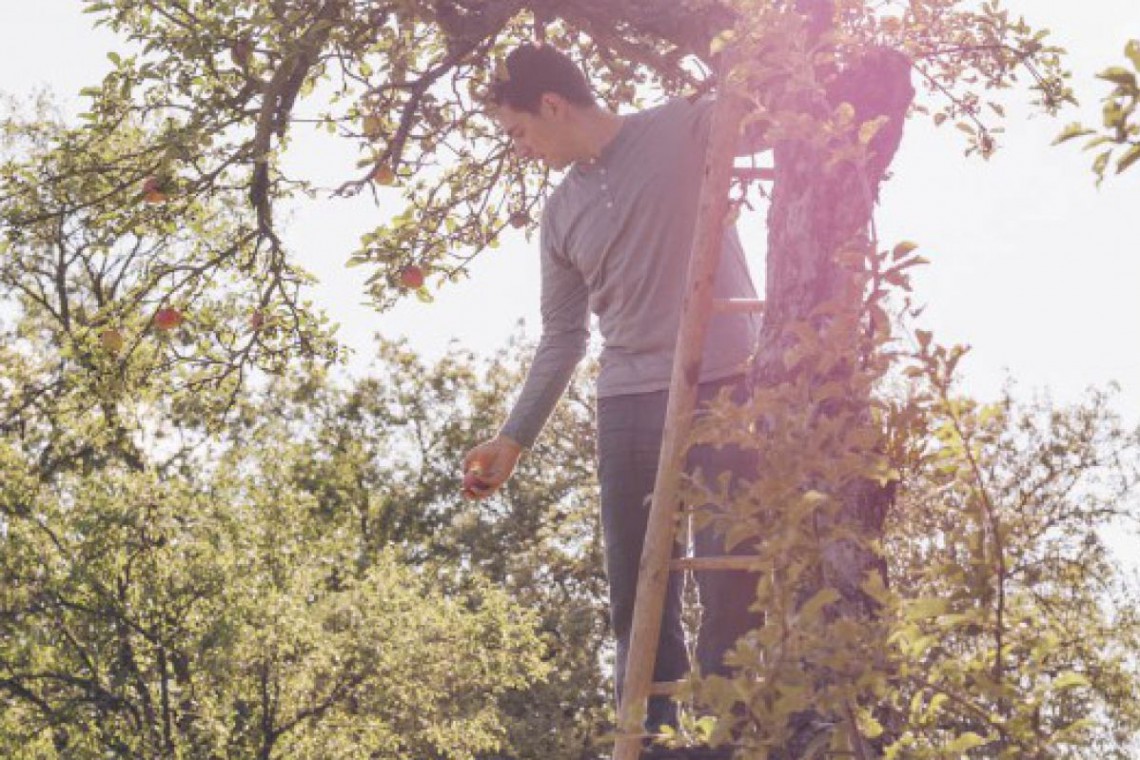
{"left": 140, "top": 175, "right": 169, "bottom": 204}
{"left": 152, "top": 307, "right": 183, "bottom": 332}
{"left": 398, "top": 265, "right": 425, "bottom": 290}
{"left": 99, "top": 328, "right": 124, "bottom": 354}
{"left": 371, "top": 163, "right": 397, "bottom": 186}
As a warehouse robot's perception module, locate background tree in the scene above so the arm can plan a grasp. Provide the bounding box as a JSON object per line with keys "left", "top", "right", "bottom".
{"left": 0, "top": 107, "right": 557, "bottom": 759}
{"left": 879, "top": 343, "right": 1140, "bottom": 758}
{"left": 213, "top": 334, "right": 614, "bottom": 760}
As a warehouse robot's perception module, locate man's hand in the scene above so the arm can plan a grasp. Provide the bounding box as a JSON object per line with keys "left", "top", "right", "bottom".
{"left": 461, "top": 434, "right": 524, "bottom": 500}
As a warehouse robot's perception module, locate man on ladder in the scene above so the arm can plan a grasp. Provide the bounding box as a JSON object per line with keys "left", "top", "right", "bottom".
{"left": 461, "top": 43, "right": 765, "bottom": 758}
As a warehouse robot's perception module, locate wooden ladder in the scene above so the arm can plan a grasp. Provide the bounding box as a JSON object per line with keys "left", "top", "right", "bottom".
{"left": 610, "top": 61, "right": 768, "bottom": 760}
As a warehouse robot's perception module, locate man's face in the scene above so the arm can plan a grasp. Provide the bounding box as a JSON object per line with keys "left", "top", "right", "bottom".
{"left": 495, "top": 95, "right": 575, "bottom": 170}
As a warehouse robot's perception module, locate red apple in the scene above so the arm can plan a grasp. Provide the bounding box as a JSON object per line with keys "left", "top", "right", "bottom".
{"left": 141, "top": 176, "right": 168, "bottom": 204}
{"left": 462, "top": 470, "right": 491, "bottom": 499}
{"left": 249, "top": 310, "right": 266, "bottom": 331}
{"left": 153, "top": 307, "right": 183, "bottom": 331}
{"left": 509, "top": 211, "right": 529, "bottom": 229}
{"left": 398, "top": 265, "right": 425, "bottom": 289}
{"left": 371, "top": 163, "right": 397, "bottom": 186}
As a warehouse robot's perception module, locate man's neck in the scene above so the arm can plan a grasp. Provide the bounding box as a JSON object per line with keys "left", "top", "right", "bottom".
{"left": 576, "top": 107, "right": 625, "bottom": 162}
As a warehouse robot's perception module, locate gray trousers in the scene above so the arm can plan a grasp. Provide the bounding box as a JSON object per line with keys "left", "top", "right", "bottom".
{"left": 596, "top": 374, "right": 761, "bottom": 730}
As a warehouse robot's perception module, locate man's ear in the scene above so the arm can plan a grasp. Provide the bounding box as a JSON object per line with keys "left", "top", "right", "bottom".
{"left": 540, "top": 92, "right": 565, "bottom": 119}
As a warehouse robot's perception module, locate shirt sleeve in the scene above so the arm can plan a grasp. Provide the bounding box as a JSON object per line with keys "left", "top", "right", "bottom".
{"left": 681, "top": 92, "right": 715, "bottom": 140}
{"left": 499, "top": 200, "right": 590, "bottom": 448}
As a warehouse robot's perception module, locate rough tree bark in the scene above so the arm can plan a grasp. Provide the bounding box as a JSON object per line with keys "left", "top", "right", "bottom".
{"left": 729, "top": 33, "right": 915, "bottom": 758}
{"left": 752, "top": 45, "right": 914, "bottom": 609}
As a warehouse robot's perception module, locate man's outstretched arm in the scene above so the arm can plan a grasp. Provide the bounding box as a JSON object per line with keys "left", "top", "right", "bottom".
{"left": 460, "top": 203, "right": 589, "bottom": 499}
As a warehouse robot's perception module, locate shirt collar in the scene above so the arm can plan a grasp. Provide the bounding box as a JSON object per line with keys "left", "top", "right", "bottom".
{"left": 574, "top": 113, "right": 633, "bottom": 174}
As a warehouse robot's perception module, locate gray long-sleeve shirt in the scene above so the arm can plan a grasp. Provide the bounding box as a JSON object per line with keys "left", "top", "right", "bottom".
{"left": 500, "top": 96, "right": 760, "bottom": 448}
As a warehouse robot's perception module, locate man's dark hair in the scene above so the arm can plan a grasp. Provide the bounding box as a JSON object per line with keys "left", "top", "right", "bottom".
{"left": 489, "top": 44, "right": 594, "bottom": 113}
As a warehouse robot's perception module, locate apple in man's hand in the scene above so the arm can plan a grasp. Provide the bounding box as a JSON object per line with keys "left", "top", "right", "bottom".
{"left": 462, "top": 469, "right": 491, "bottom": 499}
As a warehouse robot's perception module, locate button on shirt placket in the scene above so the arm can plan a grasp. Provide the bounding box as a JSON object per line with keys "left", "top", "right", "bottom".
{"left": 586, "top": 161, "right": 619, "bottom": 294}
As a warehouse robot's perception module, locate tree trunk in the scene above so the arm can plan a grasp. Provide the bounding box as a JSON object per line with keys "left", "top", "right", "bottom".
{"left": 750, "top": 46, "right": 913, "bottom": 604}
{"left": 741, "top": 43, "right": 914, "bottom": 759}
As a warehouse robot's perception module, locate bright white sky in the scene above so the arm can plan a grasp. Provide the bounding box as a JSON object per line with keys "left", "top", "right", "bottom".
{"left": 2, "top": 1, "right": 1138, "bottom": 429}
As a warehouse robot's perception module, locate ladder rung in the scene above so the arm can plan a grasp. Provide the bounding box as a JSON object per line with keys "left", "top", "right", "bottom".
{"left": 670, "top": 556, "right": 762, "bottom": 572}
{"left": 648, "top": 680, "right": 685, "bottom": 697}
{"left": 733, "top": 166, "right": 776, "bottom": 181}
{"left": 712, "top": 297, "right": 765, "bottom": 314}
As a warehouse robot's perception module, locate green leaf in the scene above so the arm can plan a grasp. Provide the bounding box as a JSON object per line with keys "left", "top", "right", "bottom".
{"left": 797, "top": 588, "right": 841, "bottom": 621}
{"left": 1116, "top": 143, "right": 1140, "bottom": 174}
{"left": 1052, "top": 122, "right": 1094, "bottom": 145}
{"left": 1092, "top": 148, "right": 1113, "bottom": 177}
{"left": 944, "top": 732, "right": 988, "bottom": 754}
{"left": 1127, "top": 39, "right": 1140, "bottom": 72}
{"left": 1103, "top": 100, "right": 1126, "bottom": 129}
{"left": 924, "top": 692, "right": 949, "bottom": 721}
{"left": 1053, "top": 671, "right": 1090, "bottom": 691}
{"left": 892, "top": 241, "right": 919, "bottom": 258}
{"left": 1082, "top": 135, "right": 1115, "bottom": 151}
{"left": 859, "top": 712, "right": 884, "bottom": 739}
{"left": 858, "top": 116, "right": 888, "bottom": 144}
{"left": 904, "top": 596, "right": 951, "bottom": 621}
{"left": 710, "top": 30, "right": 735, "bottom": 56}
{"left": 1097, "top": 66, "right": 1138, "bottom": 89}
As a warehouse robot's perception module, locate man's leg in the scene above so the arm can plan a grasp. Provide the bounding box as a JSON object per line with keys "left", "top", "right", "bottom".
{"left": 687, "top": 376, "right": 763, "bottom": 680}
{"left": 597, "top": 391, "right": 689, "bottom": 732}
